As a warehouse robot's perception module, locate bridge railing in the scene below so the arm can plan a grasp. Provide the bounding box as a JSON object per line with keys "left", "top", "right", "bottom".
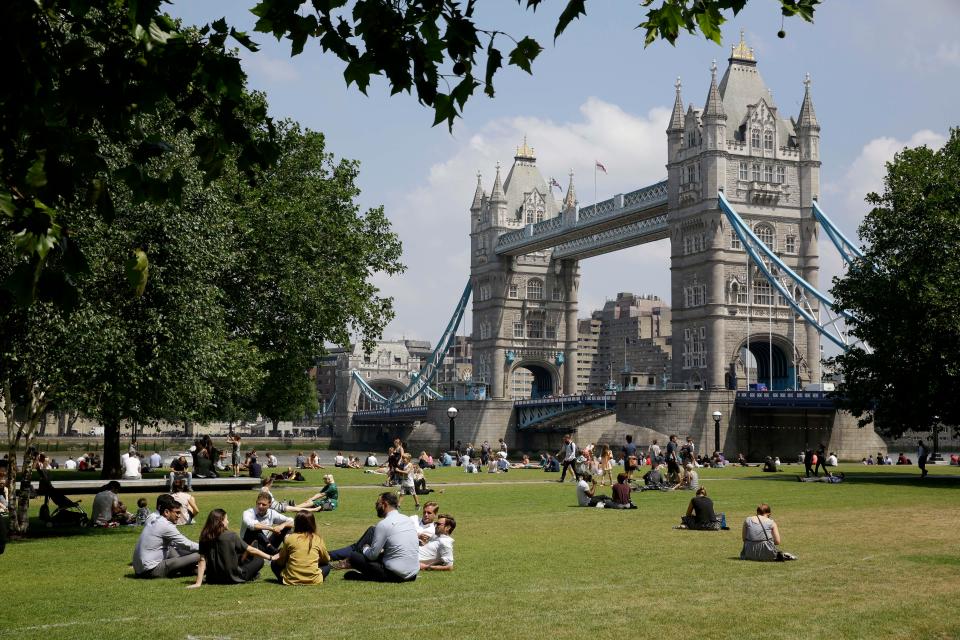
{"left": 735, "top": 390, "right": 835, "bottom": 408}
{"left": 514, "top": 394, "right": 616, "bottom": 407}
{"left": 353, "top": 405, "right": 429, "bottom": 418}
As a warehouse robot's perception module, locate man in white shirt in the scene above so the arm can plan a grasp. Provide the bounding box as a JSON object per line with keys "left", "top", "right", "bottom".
{"left": 365, "top": 453, "right": 378, "bottom": 467}
{"left": 575, "top": 473, "right": 610, "bottom": 507}
{"left": 410, "top": 502, "right": 438, "bottom": 543}
{"left": 240, "top": 491, "right": 293, "bottom": 554}
{"left": 419, "top": 514, "right": 455, "bottom": 571}
{"left": 334, "top": 452, "right": 346, "bottom": 467}
{"left": 265, "top": 452, "right": 279, "bottom": 468}
{"left": 63, "top": 456, "right": 77, "bottom": 470}
{"left": 557, "top": 434, "right": 578, "bottom": 483}
{"left": 122, "top": 454, "right": 142, "bottom": 479}
{"left": 148, "top": 451, "right": 162, "bottom": 470}
{"left": 132, "top": 494, "right": 200, "bottom": 578}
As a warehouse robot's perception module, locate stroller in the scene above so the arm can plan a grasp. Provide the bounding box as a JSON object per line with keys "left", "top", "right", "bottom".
{"left": 37, "top": 474, "right": 89, "bottom": 527}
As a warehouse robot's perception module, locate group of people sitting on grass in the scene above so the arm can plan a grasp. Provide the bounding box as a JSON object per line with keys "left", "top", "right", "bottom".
{"left": 131, "top": 490, "right": 456, "bottom": 585}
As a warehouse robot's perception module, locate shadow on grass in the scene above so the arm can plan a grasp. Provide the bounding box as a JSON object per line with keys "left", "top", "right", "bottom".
{"left": 739, "top": 471, "right": 960, "bottom": 489}
{"left": 7, "top": 518, "right": 137, "bottom": 543}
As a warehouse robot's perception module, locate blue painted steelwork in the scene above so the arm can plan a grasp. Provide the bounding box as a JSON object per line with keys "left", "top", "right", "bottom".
{"left": 736, "top": 390, "right": 835, "bottom": 409}
{"left": 718, "top": 192, "right": 859, "bottom": 351}
{"left": 515, "top": 394, "right": 617, "bottom": 428}
{"left": 353, "top": 280, "right": 473, "bottom": 408}
{"left": 352, "top": 405, "right": 428, "bottom": 422}
{"left": 812, "top": 200, "right": 865, "bottom": 266}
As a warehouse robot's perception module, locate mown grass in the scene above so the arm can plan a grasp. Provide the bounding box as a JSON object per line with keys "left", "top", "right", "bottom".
{"left": 2, "top": 464, "right": 959, "bottom": 640}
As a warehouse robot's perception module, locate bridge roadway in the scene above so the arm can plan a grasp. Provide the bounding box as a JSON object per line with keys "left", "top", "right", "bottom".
{"left": 494, "top": 180, "right": 669, "bottom": 259}
{"left": 349, "top": 390, "right": 834, "bottom": 425}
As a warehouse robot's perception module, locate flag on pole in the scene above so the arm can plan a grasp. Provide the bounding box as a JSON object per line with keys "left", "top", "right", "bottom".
{"left": 549, "top": 177, "right": 562, "bottom": 191}
{"left": 595, "top": 161, "right": 607, "bottom": 174}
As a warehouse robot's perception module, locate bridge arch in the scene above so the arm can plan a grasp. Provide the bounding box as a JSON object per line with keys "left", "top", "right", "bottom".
{"left": 509, "top": 360, "right": 559, "bottom": 400}
{"left": 729, "top": 334, "right": 797, "bottom": 391}
{"left": 355, "top": 378, "right": 416, "bottom": 411}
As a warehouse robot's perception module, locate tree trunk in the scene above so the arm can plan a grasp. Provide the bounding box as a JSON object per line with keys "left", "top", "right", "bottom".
{"left": 57, "top": 411, "right": 66, "bottom": 436}
{"left": 12, "top": 445, "right": 38, "bottom": 535}
{"left": 271, "top": 418, "right": 280, "bottom": 437}
{"left": 101, "top": 418, "right": 122, "bottom": 479}
{"left": 184, "top": 419, "right": 194, "bottom": 438}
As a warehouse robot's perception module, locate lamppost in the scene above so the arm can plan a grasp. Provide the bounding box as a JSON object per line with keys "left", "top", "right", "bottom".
{"left": 447, "top": 406, "right": 458, "bottom": 454}
{"left": 932, "top": 415, "right": 941, "bottom": 462}
{"left": 712, "top": 410, "right": 722, "bottom": 455}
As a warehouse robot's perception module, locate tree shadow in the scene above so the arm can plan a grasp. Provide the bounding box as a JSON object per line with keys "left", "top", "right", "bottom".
{"left": 739, "top": 471, "right": 960, "bottom": 489}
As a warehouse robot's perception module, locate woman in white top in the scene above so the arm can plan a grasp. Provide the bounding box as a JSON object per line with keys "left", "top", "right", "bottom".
{"left": 170, "top": 479, "right": 199, "bottom": 525}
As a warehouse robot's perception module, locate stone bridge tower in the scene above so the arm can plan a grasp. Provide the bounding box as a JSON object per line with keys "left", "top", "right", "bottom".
{"left": 667, "top": 32, "right": 821, "bottom": 390}
{"left": 470, "top": 141, "right": 580, "bottom": 399}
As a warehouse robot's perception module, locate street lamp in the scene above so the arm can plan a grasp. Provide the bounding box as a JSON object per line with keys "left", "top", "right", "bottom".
{"left": 712, "top": 410, "right": 722, "bottom": 455}
{"left": 932, "top": 415, "right": 941, "bottom": 462}
{"left": 447, "top": 406, "right": 458, "bottom": 455}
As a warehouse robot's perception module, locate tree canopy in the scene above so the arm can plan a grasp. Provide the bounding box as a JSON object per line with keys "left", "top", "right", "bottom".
{"left": 251, "top": 0, "right": 821, "bottom": 128}
{"left": 831, "top": 128, "right": 960, "bottom": 438}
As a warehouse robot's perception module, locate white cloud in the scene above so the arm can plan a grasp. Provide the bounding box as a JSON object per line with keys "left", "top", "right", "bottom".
{"left": 241, "top": 52, "right": 301, "bottom": 84}
{"left": 933, "top": 42, "right": 960, "bottom": 68}
{"left": 375, "top": 98, "right": 672, "bottom": 342}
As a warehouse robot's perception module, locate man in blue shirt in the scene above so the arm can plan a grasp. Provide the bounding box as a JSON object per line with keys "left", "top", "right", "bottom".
{"left": 329, "top": 492, "right": 419, "bottom": 582}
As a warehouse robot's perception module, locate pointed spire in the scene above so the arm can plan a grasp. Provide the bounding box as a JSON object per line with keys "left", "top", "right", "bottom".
{"left": 490, "top": 162, "right": 506, "bottom": 202}
{"left": 563, "top": 170, "right": 577, "bottom": 210}
{"left": 797, "top": 72, "right": 819, "bottom": 128}
{"left": 668, "top": 76, "right": 685, "bottom": 131}
{"left": 471, "top": 172, "right": 483, "bottom": 211}
{"left": 703, "top": 59, "right": 725, "bottom": 118}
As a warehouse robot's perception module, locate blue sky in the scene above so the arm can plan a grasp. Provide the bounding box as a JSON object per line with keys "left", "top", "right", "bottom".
{"left": 171, "top": 1, "right": 959, "bottom": 348}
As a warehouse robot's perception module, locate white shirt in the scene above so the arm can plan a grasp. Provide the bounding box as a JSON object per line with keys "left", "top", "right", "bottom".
{"left": 410, "top": 515, "right": 436, "bottom": 538}
{"left": 240, "top": 507, "right": 292, "bottom": 540}
{"left": 366, "top": 456, "right": 378, "bottom": 466}
{"left": 149, "top": 453, "right": 162, "bottom": 468}
{"left": 64, "top": 458, "right": 77, "bottom": 470}
{"left": 576, "top": 479, "right": 591, "bottom": 506}
{"left": 418, "top": 534, "right": 454, "bottom": 566}
{"left": 334, "top": 455, "right": 345, "bottom": 465}
{"left": 122, "top": 456, "right": 142, "bottom": 478}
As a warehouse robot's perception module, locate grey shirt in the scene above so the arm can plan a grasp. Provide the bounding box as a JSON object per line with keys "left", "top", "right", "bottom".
{"left": 362, "top": 509, "right": 419, "bottom": 579}
{"left": 132, "top": 512, "right": 199, "bottom": 573}
{"left": 92, "top": 489, "right": 117, "bottom": 525}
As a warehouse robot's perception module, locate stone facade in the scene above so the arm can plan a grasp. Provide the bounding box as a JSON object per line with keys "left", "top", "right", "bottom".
{"left": 666, "top": 34, "right": 822, "bottom": 391}
{"left": 470, "top": 142, "right": 581, "bottom": 399}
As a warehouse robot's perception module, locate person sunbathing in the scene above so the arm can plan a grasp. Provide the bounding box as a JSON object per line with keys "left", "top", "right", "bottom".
{"left": 287, "top": 474, "right": 339, "bottom": 512}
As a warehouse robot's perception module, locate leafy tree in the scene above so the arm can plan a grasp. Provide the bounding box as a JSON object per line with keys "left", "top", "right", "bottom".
{"left": 831, "top": 128, "right": 960, "bottom": 438}
{"left": 250, "top": 0, "right": 820, "bottom": 127}
{"left": 225, "top": 123, "right": 404, "bottom": 431}
{"left": 0, "top": 0, "right": 275, "bottom": 306}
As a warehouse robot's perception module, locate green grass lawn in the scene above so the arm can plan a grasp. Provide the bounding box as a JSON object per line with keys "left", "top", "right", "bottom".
{"left": 2, "top": 464, "right": 959, "bottom": 640}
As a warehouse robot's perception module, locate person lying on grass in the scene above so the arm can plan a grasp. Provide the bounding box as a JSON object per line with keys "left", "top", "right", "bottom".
{"left": 798, "top": 473, "right": 845, "bottom": 483}
{"left": 188, "top": 509, "right": 277, "bottom": 588}
{"left": 419, "top": 514, "right": 455, "bottom": 571}
{"left": 287, "top": 474, "right": 339, "bottom": 512}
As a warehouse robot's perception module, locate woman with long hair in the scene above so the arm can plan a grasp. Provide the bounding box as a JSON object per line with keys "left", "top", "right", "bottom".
{"left": 271, "top": 512, "right": 331, "bottom": 585}
{"left": 599, "top": 445, "right": 614, "bottom": 486}
{"left": 188, "top": 509, "right": 276, "bottom": 588}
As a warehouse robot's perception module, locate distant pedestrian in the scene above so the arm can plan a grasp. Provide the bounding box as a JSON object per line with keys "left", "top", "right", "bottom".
{"left": 917, "top": 440, "right": 928, "bottom": 478}
{"left": 229, "top": 434, "right": 242, "bottom": 478}
{"left": 557, "top": 434, "right": 577, "bottom": 483}
{"left": 622, "top": 435, "right": 638, "bottom": 480}
{"left": 803, "top": 447, "right": 814, "bottom": 478}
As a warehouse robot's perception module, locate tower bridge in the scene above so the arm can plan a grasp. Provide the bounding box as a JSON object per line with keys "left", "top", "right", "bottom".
{"left": 332, "top": 34, "right": 884, "bottom": 459}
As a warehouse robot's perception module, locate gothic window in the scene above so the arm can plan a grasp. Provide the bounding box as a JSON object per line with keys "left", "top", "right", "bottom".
{"left": 527, "top": 278, "right": 543, "bottom": 300}
{"left": 763, "top": 164, "right": 774, "bottom": 182}
{"left": 751, "top": 129, "right": 761, "bottom": 148}
{"left": 523, "top": 193, "right": 546, "bottom": 224}
{"left": 527, "top": 319, "right": 543, "bottom": 339}
{"left": 508, "top": 283, "right": 518, "bottom": 298}
{"left": 739, "top": 162, "right": 748, "bottom": 181}
{"left": 686, "top": 164, "right": 696, "bottom": 184}
{"left": 513, "top": 320, "right": 524, "bottom": 338}
{"left": 753, "top": 280, "right": 774, "bottom": 306}
{"left": 763, "top": 130, "right": 774, "bottom": 150}
{"left": 752, "top": 163, "right": 761, "bottom": 181}
{"left": 776, "top": 165, "right": 786, "bottom": 184}
{"left": 552, "top": 287, "right": 563, "bottom": 302}
{"left": 736, "top": 281, "right": 748, "bottom": 304}
{"left": 546, "top": 325, "right": 557, "bottom": 340}
{"left": 730, "top": 230, "right": 741, "bottom": 250}
{"left": 755, "top": 224, "right": 775, "bottom": 249}
{"left": 785, "top": 235, "right": 796, "bottom": 253}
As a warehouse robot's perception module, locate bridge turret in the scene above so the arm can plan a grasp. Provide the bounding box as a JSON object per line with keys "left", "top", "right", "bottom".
{"left": 562, "top": 170, "right": 577, "bottom": 211}
{"left": 667, "top": 77, "right": 685, "bottom": 160}
{"left": 797, "top": 72, "right": 822, "bottom": 383}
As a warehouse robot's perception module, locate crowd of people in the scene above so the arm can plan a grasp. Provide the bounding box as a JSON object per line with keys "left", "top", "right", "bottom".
{"left": 131, "top": 488, "right": 457, "bottom": 585}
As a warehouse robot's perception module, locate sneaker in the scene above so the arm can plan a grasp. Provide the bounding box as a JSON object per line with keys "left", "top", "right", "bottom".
{"left": 287, "top": 499, "right": 295, "bottom": 507}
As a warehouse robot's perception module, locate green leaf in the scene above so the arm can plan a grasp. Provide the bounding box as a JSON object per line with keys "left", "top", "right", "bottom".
{"left": 508, "top": 37, "right": 542, "bottom": 74}
{"left": 26, "top": 152, "right": 48, "bottom": 189}
{"left": 695, "top": 7, "right": 724, "bottom": 45}
{"left": 230, "top": 27, "right": 261, "bottom": 52}
{"left": 484, "top": 41, "right": 503, "bottom": 98}
{"left": 125, "top": 248, "right": 151, "bottom": 298}
{"left": 431, "top": 93, "right": 456, "bottom": 128}
{"left": 0, "top": 190, "right": 15, "bottom": 217}
{"left": 554, "top": 0, "right": 587, "bottom": 41}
